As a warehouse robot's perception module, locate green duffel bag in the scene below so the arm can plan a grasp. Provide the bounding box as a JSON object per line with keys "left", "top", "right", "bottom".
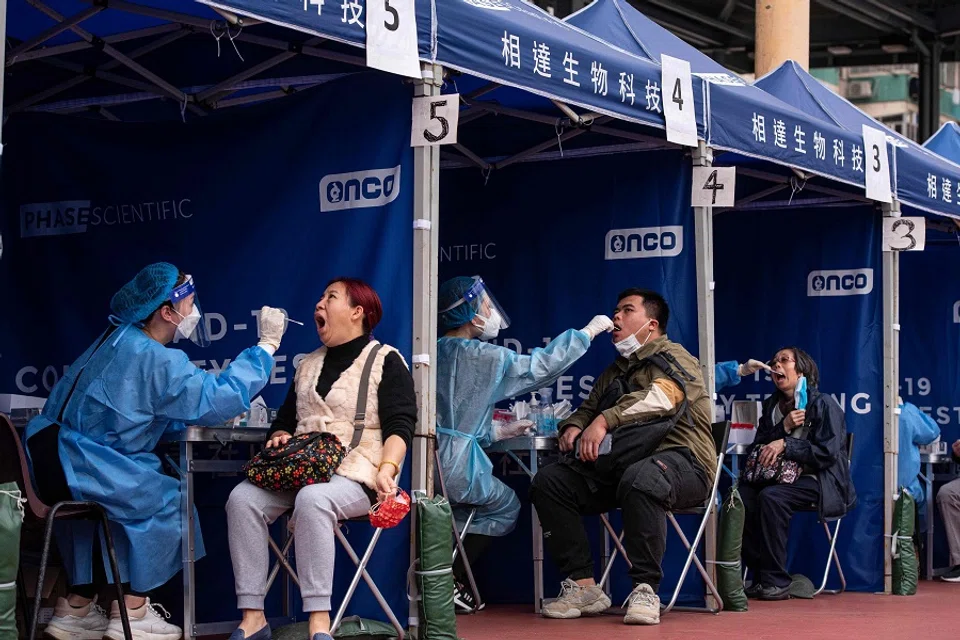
{"left": 716, "top": 486, "right": 748, "bottom": 612}
{"left": 892, "top": 490, "right": 918, "bottom": 596}
{"left": 273, "top": 617, "right": 398, "bottom": 640}
{"left": 0, "top": 482, "right": 26, "bottom": 640}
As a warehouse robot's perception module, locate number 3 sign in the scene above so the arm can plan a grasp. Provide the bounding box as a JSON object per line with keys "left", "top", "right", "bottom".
{"left": 883, "top": 216, "right": 925, "bottom": 252}
{"left": 411, "top": 95, "right": 460, "bottom": 147}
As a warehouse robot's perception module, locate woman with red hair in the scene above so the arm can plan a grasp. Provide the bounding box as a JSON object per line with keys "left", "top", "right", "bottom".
{"left": 225, "top": 278, "right": 416, "bottom": 640}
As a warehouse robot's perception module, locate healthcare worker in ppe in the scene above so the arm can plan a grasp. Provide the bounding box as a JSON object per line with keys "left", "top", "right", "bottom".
{"left": 24, "top": 262, "right": 287, "bottom": 640}
{"left": 715, "top": 359, "right": 771, "bottom": 391}
{"left": 897, "top": 398, "right": 940, "bottom": 514}
{"left": 436, "top": 275, "right": 613, "bottom": 610}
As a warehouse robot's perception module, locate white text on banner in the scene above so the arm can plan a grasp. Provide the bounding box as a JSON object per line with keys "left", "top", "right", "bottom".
{"left": 367, "top": 0, "right": 421, "bottom": 79}
{"left": 862, "top": 125, "right": 893, "bottom": 203}
{"left": 691, "top": 167, "right": 736, "bottom": 207}
{"left": 883, "top": 217, "right": 926, "bottom": 251}
{"left": 412, "top": 95, "right": 460, "bottom": 147}
{"left": 661, "top": 55, "right": 698, "bottom": 147}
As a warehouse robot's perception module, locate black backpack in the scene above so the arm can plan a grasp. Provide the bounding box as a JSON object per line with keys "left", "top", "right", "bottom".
{"left": 565, "top": 351, "right": 696, "bottom": 479}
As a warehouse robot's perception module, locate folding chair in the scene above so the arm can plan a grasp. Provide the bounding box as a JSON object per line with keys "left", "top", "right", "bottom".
{"left": 265, "top": 498, "right": 407, "bottom": 638}
{"left": 0, "top": 414, "right": 133, "bottom": 640}
{"left": 795, "top": 432, "right": 854, "bottom": 596}
{"left": 432, "top": 448, "right": 484, "bottom": 613}
{"left": 598, "top": 420, "right": 731, "bottom": 615}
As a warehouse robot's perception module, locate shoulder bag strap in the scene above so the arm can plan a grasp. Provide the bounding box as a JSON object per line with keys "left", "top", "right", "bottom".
{"left": 349, "top": 343, "right": 383, "bottom": 450}
{"left": 57, "top": 326, "right": 117, "bottom": 424}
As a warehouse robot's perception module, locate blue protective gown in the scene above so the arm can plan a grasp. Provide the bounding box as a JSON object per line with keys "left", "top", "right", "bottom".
{"left": 715, "top": 360, "right": 741, "bottom": 391}
{"left": 898, "top": 402, "right": 941, "bottom": 511}
{"left": 25, "top": 325, "right": 273, "bottom": 592}
{"left": 436, "top": 329, "right": 591, "bottom": 537}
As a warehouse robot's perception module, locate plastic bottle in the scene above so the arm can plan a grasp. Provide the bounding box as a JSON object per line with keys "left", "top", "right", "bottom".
{"left": 528, "top": 392, "right": 541, "bottom": 434}
{"left": 538, "top": 388, "right": 557, "bottom": 436}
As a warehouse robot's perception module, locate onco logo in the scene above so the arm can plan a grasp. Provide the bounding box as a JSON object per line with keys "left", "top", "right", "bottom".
{"left": 604, "top": 226, "right": 683, "bottom": 260}
{"left": 319, "top": 166, "right": 401, "bottom": 212}
{"left": 807, "top": 269, "right": 874, "bottom": 297}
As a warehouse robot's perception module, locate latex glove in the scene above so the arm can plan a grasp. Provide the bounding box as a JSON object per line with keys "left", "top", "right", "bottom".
{"left": 581, "top": 315, "right": 614, "bottom": 341}
{"left": 738, "top": 359, "right": 771, "bottom": 377}
{"left": 258, "top": 306, "right": 286, "bottom": 353}
{"left": 494, "top": 420, "right": 535, "bottom": 441}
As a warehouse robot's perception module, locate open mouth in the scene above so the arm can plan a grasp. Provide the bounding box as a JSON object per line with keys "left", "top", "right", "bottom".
{"left": 613, "top": 323, "right": 623, "bottom": 332}
{"left": 773, "top": 371, "right": 787, "bottom": 381}
{"left": 315, "top": 316, "right": 327, "bottom": 329}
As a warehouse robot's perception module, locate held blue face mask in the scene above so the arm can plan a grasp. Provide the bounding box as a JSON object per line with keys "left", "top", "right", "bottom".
{"left": 796, "top": 375, "right": 808, "bottom": 411}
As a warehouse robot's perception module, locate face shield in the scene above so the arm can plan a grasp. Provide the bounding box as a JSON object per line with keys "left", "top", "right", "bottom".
{"left": 170, "top": 275, "right": 211, "bottom": 348}
{"left": 438, "top": 276, "right": 512, "bottom": 338}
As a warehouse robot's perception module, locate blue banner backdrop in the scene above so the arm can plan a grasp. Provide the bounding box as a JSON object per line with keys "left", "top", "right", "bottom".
{"left": 1, "top": 72, "right": 415, "bottom": 626}
{"left": 714, "top": 205, "right": 883, "bottom": 592}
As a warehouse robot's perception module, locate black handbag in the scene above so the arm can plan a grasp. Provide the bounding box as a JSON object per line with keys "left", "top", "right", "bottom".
{"left": 243, "top": 344, "right": 382, "bottom": 491}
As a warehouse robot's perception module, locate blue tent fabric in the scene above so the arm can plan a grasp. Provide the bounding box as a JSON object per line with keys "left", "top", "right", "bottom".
{"left": 925, "top": 122, "right": 960, "bottom": 159}
{"left": 567, "top": 0, "right": 867, "bottom": 187}
{"left": 756, "top": 61, "right": 960, "bottom": 221}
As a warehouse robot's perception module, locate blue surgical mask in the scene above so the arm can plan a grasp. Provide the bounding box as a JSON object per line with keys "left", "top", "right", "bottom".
{"left": 796, "top": 375, "right": 808, "bottom": 410}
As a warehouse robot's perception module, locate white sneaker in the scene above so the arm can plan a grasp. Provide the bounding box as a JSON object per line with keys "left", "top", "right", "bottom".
{"left": 623, "top": 583, "right": 660, "bottom": 625}
{"left": 104, "top": 599, "right": 182, "bottom": 640}
{"left": 45, "top": 597, "right": 109, "bottom": 640}
{"left": 541, "top": 579, "right": 611, "bottom": 619}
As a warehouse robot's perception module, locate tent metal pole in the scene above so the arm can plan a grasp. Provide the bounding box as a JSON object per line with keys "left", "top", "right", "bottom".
{"left": 8, "top": 23, "right": 182, "bottom": 65}
{"left": 6, "top": 5, "right": 104, "bottom": 62}
{"left": 494, "top": 124, "right": 599, "bottom": 170}
{"left": 451, "top": 144, "right": 491, "bottom": 171}
{"left": 409, "top": 62, "right": 443, "bottom": 638}
{"left": 0, "top": 0, "right": 5, "bottom": 150}
{"left": 197, "top": 36, "right": 325, "bottom": 104}
{"left": 693, "top": 141, "right": 718, "bottom": 610}
{"left": 7, "top": 29, "right": 191, "bottom": 115}
{"left": 28, "top": 0, "right": 191, "bottom": 105}
{"left": 881, "top": 198, "right": 900, "bottom": 596}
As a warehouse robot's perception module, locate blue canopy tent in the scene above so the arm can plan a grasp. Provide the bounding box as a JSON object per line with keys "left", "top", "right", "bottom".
{"left": 0, "top": 0, "right": 905, "bottom": 621}
{"left": 755, "top": 58, "right": 960, "bottom": 593}
{"left": 569, "top": 0, "right": 888, "bottom": 594}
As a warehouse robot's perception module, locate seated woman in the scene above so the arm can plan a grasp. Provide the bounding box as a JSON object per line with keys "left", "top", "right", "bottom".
{"left": 738, "top": 347, "right": 856, "bottom": 600}
{"left": 226, "top": 278, "right": 416, "bottom": 640}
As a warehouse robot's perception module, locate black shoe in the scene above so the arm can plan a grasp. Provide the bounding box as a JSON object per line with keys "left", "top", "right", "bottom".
{"left": 744, "top": 583, "right": 763, "bottom": 599}
{"left": 758, "top": 585, "right": 792, "bottom": 601}
{"left": 453, "top": 580, "right": 485, "bottom": 613}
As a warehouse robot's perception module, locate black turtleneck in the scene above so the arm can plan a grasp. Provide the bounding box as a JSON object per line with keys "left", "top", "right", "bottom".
{"left": 268, "top": 334, "right": 417, "bottom": 447}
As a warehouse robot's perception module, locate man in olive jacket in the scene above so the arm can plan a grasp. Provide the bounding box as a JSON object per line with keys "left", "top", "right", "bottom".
{"left": 530, "top": 289, "right": 715, "bottom": 626}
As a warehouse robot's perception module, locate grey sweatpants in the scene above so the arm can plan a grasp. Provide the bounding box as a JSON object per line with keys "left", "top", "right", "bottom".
{"left": 226, "top": 476, "right": 372, "bottom": 612}
{"left": 937, "top": 477, "right": 960, "bottom": 566}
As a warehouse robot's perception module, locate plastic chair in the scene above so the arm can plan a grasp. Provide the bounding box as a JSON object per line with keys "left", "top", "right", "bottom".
{"left": 0, "top": 414, "right": 132, "bottom": 640}
{"left": 598, "top": 420, "right": 731, "bottom": 615}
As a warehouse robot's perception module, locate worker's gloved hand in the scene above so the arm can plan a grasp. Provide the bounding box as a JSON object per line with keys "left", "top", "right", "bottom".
{"left": 581, "top": 315, "right": 615, "bottom": 341}
{"left": 738, "top": 358, "right": 771, "bottom": 377}
{"left": 258, "top": 306, "right": 287, "bottom": 354}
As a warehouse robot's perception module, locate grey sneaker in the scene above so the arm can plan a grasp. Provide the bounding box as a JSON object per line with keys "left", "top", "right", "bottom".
{"left": 541, "top": 578, "right": 611, "bottom": 619}
{"left": 623, "top": 583, "right": 660, "bottom": 625}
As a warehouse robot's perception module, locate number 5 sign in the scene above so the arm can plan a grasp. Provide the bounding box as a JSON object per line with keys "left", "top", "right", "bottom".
{"left": 883, "top": 216, "right": 925, "bottom": 251}
{"left": 367, "top": 0, "right": 421, "bottom": 79}
{"left": 412, "top": 95, "right": 459, "bottom": 147}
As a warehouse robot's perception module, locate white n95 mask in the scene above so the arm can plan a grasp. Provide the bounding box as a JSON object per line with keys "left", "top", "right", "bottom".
{"left": 474, "top": 308, "right": 503, "bottom": 341}
{"left": 176, "top": 306, "right": 202, "bottom": 341}
{"left": 614, "top": 320, "right": 651, "bottom": 358}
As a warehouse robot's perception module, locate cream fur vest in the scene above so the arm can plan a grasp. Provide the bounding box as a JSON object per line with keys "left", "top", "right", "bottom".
{"left": 293, "top": 340, "right": 400, "bottom": 489}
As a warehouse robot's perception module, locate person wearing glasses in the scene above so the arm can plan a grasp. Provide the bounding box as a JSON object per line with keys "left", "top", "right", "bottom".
{"left": 738, "top": 347, "right": 857, "bottom": 600}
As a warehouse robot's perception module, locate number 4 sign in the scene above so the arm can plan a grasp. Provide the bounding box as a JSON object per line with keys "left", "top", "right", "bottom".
{"left": 883, "top": 216, "right": 925, "bottom": 251}
{"left": 691, "top": 167, "right": 736, "bottom": 207}
{"left": 412, "top": 95, "right": 459, "bottom": 147}
{"left": 661, "top": 54, "right": 698, "bottom": 148}
{"left": 367, "top": 0, "right": 421, "bottom": 79}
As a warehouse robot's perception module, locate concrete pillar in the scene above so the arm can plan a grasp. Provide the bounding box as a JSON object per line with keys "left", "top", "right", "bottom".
{"left": 755, "top": 0, "right": 810, "bottom": 77}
